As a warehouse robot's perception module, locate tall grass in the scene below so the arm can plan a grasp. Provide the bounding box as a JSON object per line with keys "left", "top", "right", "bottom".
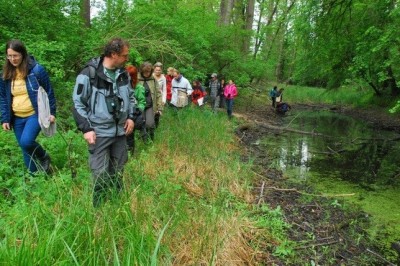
{"left": 0, "top": 106, "right": 276, "bottom": 265}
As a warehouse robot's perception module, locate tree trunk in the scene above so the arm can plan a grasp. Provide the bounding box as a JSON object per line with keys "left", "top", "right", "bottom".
{"left": 253, "top": 0, "right": 279, "bottom": 59}
{"left": 81, "top": 0, "right": 91, "bottom": 28}
{"left": 275, "top": 36, "right": 285, "bottom": 82}
{"left": 243, "top": 0, "right": 255, "bottom": 53}
{"left": 219, "top": 0, "right": 234, "bottom": 25}
{"left": 253, "top": 0, "right": 265, "bottom": 59}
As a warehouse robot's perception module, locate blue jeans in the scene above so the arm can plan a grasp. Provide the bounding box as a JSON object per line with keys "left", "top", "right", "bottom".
{"left": 13, "top": 114, "right": 46, "bottom": 172}
{"left": 226, "top": 99, "right": 234, "bottom": 117}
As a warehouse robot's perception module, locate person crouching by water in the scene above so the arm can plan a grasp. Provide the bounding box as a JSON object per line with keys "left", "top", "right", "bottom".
{"left": 171, "top": 68, "right": 193, "bottom": 109}
{"left": 223, "top": 79, "right": 238, "bottom": 119}
{"left": 137, "top": 61, "right": 163, "bottom": 142}
{"left": 0, "top": 39, "right": 56, "bottom": 174}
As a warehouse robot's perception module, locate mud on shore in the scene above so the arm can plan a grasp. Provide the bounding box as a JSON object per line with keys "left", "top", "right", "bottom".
{"left": 235, "top": 104, "right": 400, "bottom": 265}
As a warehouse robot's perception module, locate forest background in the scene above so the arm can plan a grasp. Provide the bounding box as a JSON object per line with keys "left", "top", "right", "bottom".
{"left": 1, "top": 0, "right": 400, "bottom": 264}
{"left": 1, "top": 0, "right": 400, "bottom": 101}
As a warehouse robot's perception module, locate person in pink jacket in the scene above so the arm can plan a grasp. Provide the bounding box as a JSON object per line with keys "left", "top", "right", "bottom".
{"left": 223, "top": 79, "right": 238, "bottom": 119}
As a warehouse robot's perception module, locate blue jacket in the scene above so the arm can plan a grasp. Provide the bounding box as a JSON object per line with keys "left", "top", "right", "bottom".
{"left": 0, "top": 56, "right": 56, "bottom": 126}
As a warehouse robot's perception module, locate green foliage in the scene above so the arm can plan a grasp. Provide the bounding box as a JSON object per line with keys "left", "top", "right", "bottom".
{"left": 287, "top": 0, "right": 400, "bottom": 101}
{"left": 0, "top": 105, "right": 264, "bottom": 264}
{"left": 253, "top": 205, "right": 295, "bottom": 259}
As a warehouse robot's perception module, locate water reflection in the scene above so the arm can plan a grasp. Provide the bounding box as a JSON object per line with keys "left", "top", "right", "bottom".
{"left": 278, "top": 137, "right": 311, "bottom": 179}
{"left": 262, "top": 110, "right": 400, "bottom": 187}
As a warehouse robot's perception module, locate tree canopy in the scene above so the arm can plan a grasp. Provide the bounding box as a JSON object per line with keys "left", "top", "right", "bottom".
{"left": 1, "top": 0, "right": 399, "bottom": 97}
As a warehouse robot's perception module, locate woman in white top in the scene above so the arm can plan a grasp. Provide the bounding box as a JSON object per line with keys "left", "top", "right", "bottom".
{"left": 171, "top": 68, "right": 193, "bottom": 108}
{"left": 153, "top": 62, "right": 167, "bottom": 105}
{"left": 153, "top": 62, "right": 166, "bottom": 127}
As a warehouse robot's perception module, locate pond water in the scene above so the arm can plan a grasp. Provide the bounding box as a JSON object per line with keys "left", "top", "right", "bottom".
{"left": 260, "top": 109, "right": 400, "bottom": 233}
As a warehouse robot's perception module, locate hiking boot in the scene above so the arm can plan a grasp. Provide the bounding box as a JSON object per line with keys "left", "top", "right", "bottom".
{"left": 38, "top": 153, "right": 51, "bottom": 174}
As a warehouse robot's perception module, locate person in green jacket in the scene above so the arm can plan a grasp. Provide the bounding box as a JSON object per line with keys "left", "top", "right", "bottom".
{"left": 137, "top": 62, "right": 163, "bottom": 142}
{"left": 126, "top": 64, "right": 146, "bottom": 154}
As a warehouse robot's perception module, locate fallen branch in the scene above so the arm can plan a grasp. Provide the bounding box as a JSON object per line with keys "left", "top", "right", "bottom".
{"left": 295, "top": 240, "right": 339, "bottom": 250}
{"left": 327, "top": 146, "right": 341, "bottom": 155}
{"left": 366, "top": 248, "right": 396, "bottom": 266}
{"left": 258, "top": 123, "right": 326, "bottom": 136}
{"left": 284, "top": 112, "right": 301, "bottom": 129}
{"left": 265, "top": 186, "right": 355, "bottom": 198}
{"left": 251, "top": 170, "right": 355, "bottom": 197}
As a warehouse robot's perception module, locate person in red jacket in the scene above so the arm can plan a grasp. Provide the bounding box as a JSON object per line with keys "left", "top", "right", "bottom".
{"left": 223, "top": 79, "right": 238, "bottom": 119}
{"left": 165, "top": 67, "right": 174, "bottom": 105}
{"left": 191, "top": 80, "right": 206, "bottom": 106}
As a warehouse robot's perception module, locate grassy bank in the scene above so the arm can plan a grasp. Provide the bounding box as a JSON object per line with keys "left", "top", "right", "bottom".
{"left": 0, "top": 106, "right": 292, "bottom": 265}
{"left": 239, "top": 82, "right": 399, "bottom": 109}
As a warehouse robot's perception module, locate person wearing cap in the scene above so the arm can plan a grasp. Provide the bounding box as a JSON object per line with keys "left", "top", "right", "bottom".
{"left": 208, "top": 73, "right": 221, "bottom": 112}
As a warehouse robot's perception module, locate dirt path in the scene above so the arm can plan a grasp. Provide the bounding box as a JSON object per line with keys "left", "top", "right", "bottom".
{"left": 234, "top": 103, "right": 400, "bottom": 265}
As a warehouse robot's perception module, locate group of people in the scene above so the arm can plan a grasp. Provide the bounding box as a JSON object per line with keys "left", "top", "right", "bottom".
{"left": 0, "top": 37, "right": 239, "bottom": 207}
{"left": 269, "top": 86, "right": 290, "bottom": 114}
{"left": 191, "top": 73, "right": 238, "bottom": 119}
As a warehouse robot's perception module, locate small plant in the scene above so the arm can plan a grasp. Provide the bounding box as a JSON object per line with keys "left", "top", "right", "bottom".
{"left": 273, "top": 240, "right": 295, "bottom": 258}
{"left": 330, "top": 199, "right": 342, "bottom": 208}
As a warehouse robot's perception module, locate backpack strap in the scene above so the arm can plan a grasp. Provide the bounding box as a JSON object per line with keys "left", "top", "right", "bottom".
{"left": 88, "top": 65, "right": 96, "bottom": 87}
{"left": 87, "top": 64, "right": 114, "bottom": 95}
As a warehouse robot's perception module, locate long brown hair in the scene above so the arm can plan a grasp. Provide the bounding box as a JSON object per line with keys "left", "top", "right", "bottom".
{"left": 126, "top": 65, "right": 138, "bottom": 88}
{"left": 3, "top": 39, "right": 29, "bottom": 80}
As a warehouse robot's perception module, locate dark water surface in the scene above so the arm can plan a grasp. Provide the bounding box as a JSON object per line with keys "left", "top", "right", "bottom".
{"left": 261, "top": 109, "right": 400, "bottom": 231}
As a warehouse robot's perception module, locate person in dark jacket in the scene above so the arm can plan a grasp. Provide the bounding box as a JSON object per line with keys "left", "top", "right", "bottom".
{"left": 72, "top": 38, "right": 136, "bottom": 207}
{"left": 0, "top": 39, "right": 56, "bottom": 174}
{"left": 269, "top": 86, "right": 278, "bottom": 107}
{"left": 208, "top": 73, "right": 220, "bottom": 112}
{"left": 219, "top": 77, "right": 226, "bottom": 108}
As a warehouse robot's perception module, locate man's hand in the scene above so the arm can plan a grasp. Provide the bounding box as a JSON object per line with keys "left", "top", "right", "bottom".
{"left": 125, "top": 119, "right": 134, "bottom": 135}
{"left": 84, "top": 131, "right": 96, "bottom": 144}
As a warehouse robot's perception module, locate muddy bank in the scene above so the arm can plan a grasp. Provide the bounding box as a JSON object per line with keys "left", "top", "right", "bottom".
{"left": 235, "top": 104, "right": 400, "bottom": 265}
